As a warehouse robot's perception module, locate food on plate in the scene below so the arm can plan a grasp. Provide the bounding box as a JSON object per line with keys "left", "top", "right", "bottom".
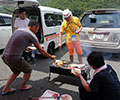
{"left": 71, "top": 68, "right": 81, "bottom": 74}
{"left": 57, "top": 63, "right": 62, "bottom": 67}
{"left": 60, "top": 94, "right": 72, "bottom": 100}
{"left": 63, "top": 61, "right": 67, "bottom": 64}
{"left": 62, "top": 96, "right": 68, "bottom": 100}
{"left": 59, "top": 61, "right": 63, "bottom": 65}
{"left": 52, "top": 93, "right": 59, "bottom": 99}
{"left": 53, "top": 59, "right": 67, "bottom": 67}
{"left": 68, "top": 64, "right": 85, "bottom": 69}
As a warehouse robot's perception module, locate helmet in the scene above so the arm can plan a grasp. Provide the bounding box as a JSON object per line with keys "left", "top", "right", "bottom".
{"left": 63, "top": 9, "right": 72, "bottom": 18}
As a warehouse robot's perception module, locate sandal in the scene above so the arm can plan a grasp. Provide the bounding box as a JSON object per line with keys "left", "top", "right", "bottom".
{"left": 1, "top": 88, "right": 16, "bottom": 96}
{"left": 20, "top": 85, "right": 32, "bottom": 91}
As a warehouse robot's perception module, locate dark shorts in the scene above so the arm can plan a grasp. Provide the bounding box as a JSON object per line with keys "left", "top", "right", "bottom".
{"left": 1, "top": 56, "right": 32, "bottom": 74}
{"left": 79, "top": 85, "right": 100, "bottom": 100}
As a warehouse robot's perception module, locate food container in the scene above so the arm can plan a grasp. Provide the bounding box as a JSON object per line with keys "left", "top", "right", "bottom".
{"left": 71, "top": 68, "right": 81, "bottom": 74}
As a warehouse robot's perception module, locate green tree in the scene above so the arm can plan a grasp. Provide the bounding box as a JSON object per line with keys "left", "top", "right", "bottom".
{"left": 43, "top": 0, "right": 120, "bottom": 17}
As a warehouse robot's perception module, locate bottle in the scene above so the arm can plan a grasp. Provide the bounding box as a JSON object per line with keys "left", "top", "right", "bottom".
{"left": 31, "top": 50, "right": 35, "bottom": 58}
{"left": 31, "top": 44, "right": 35, "bottom": 59}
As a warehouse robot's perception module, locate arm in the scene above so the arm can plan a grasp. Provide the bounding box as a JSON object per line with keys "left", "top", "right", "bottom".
{"left": 73, "top": 71, "right": 92, "bottom": 92}
{"left": 58, "top": 32, "right": 63, "bottom": 49}
{"left": 14, "top": 20, "right": 18, "bottom": 31}
{"left": 77, "top": 25, "right": 82, "bottom": 33}
{"left": 59, "top": 21, "right": 65, "bottom": 49}
{"left": 14, "top": 27, "right": 18, "bottom": 31}
{"left": 79, "top": 74, "right": 92, "bottom": 92}
{"left": 34, "top": 42, "right": 56, "bottom": 60}
{"left": 76, "top": 17, "right": 82, "bottom": 34}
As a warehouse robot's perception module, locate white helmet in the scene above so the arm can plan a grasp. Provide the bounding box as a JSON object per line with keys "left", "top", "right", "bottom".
{"left": 63, "top": 9, "right": 72, "bottom": 18}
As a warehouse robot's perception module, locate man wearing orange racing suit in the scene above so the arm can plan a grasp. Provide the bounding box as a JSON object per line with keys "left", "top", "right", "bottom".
{"left": 59, "top": 9, "right": 83, "bottom": 63}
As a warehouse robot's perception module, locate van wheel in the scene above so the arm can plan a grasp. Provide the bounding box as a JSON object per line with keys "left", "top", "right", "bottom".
{"left": 47, "top": 43, "right": 54, "bottom": 55}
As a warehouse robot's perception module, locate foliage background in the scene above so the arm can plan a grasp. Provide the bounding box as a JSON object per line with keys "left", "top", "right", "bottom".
{"left": 0, "top": 0, "right": 120, "bottom": 16}
{"left": 41, "top": 0, "right": 120, "bottom": 17}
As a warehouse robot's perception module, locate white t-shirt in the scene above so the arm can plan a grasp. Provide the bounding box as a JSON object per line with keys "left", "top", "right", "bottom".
{"left": 14, "top": 17, "right": 30, "bottom": 28}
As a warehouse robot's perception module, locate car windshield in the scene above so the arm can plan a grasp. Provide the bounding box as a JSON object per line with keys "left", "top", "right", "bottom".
{"left": 81, "top": 13, "right": 120, "bottom": 28}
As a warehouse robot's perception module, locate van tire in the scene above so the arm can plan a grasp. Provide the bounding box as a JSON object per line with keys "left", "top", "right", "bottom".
{"left": 47, "top": 43, "right": 55, "bottom": 55}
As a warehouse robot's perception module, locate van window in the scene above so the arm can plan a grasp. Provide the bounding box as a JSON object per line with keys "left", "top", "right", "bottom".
{"left": 0, "top": 16, "right": 5, "bottom": 26}
{"left": 0, "top": 16, "right": 12, "bottom": 26}
{"left": 54, "top": 14, "right": 63, "bottom": 25}
{"left": 44, "top": 13, "right": 63, "bottom": 27}
{"left": 3, "top": 16, "right": 12, "bottom": 26}
{"left": 29, "top": 16, "right": 39, "bottom": 21}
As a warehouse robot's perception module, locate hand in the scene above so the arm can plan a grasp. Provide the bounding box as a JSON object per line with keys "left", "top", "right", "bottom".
{"left": 75, "top": 27, "right": 82, "bottom": 34}
{"left": 51, "top": 55, "right": 56, "bottom": 60}
{"left": 72, "top": 69, "right": 81, "bottom": 78}
{"left": 58, "top": 43, "right": 62, "bottom": 49}
{"left": 75, "top": 31, "right": 79, "bottom": 34}
{"left": 75, "top": 30, "right": 81, "bottom": 34}
{"left": 26, "top": 48, "right": 31, "bottom": 52}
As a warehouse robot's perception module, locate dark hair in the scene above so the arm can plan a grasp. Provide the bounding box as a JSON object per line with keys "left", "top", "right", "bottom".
{"left": 28, "top": 20, "right": 39, "bottom": 27}
{"left": 19, "top": 8, "right": 26, "bottom": 13}
{"left": 87, "top": 51, "right": 105, "bottom": 68}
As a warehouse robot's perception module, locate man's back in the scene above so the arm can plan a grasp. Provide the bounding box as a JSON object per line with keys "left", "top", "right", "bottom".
{"left": 90, "top": 64, "right": 120, "bottom": 100}
{"left": 3, "top": 28, "right": 38, "bottom": 60}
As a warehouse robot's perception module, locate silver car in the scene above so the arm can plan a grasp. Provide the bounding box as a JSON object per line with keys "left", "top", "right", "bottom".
{"left": 80, "top": 9, "right": 120, "bottom": 53}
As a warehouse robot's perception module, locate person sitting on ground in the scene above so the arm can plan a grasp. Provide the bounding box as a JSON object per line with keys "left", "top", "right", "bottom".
{"left": 73, "top": 51, "right": 120, "bottom": 100}
{"left": 1, "top": 20, "right": 56, "bottom": 96}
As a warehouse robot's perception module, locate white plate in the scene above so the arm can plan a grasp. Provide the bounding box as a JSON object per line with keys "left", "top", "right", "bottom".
{"left": 69, "top": 64, "right": 85, "bottom": 68}
{"left": 27, "top": 46, "right": 36, "bottom": 50}
{"left": 60, "top": 94, "right": 72, "bottom": 100}
{"left": 71, "top": 68, "right": 81, "bottom": 74}
{"left": 40, "top": 90, "right": 60, "bottom": 100}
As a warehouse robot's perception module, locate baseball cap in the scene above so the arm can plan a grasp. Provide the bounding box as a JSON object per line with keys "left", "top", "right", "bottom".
{"left": 63, "top": 9, "right": 72, "bottom": 18}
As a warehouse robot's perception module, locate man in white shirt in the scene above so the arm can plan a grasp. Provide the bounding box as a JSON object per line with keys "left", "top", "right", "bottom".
{"left": 14, "top": 8, "right": 34, "bottom": 62}
{"left": 14, "top": 8, "right": 30, "bottom": 30}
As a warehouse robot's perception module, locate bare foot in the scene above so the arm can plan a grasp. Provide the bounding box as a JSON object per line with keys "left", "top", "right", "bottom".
{"left": 20, "top": 85, "right": 32, "bottom": 91}
{"left": 2, "top": 88, "right": 16, "bottom": 95}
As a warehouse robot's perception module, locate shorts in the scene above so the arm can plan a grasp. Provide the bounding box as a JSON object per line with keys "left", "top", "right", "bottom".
{"left": 66, "top": 41, "right": 83, "bottom": 56}
{"left": 1, "top": 56, "right": 32, "bottom": 74}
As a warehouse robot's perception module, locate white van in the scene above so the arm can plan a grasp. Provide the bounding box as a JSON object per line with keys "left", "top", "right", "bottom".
{"left": 0, "top": 13, "right": 12, "bottom": 49}
{"left": 12, "top": 0, "right": 65, "bottom": 54}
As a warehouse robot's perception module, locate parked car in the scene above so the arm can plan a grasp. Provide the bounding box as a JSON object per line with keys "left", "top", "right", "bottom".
{"left": 80, "top": 9, "right": 120, "bottom": 53}
{"left": 0, "top": 13, "right": 12, "bottom": 49}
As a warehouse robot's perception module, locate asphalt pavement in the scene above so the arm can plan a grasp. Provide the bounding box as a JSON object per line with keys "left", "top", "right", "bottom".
{"left": 0, "top": 45, "right": 120, "bottom": 100}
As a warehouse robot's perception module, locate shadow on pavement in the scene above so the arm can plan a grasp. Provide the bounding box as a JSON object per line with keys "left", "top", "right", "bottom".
{"left": 0, "top": 76, "right": 79, "bottom": 100}
{"left": 49, "top": 74, "right": 81, "bottom": 86}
